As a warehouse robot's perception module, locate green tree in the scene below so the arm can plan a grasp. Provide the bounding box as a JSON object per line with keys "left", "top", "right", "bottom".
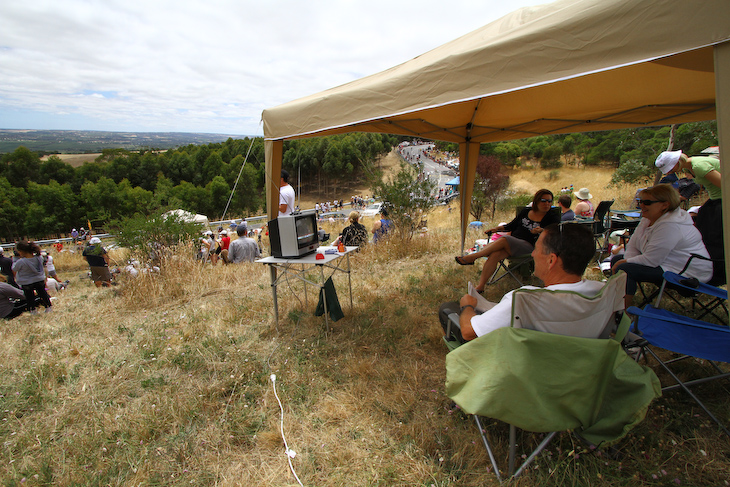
{"left": 154, "top": 174, "right": 177, "bottom": 209}
{"left": 74, "top": 161, "right": 108, "bottom": 191}
{"left": 39, "top": 156, "right": 76, "bottom": 185}
{"left": 370, "top": 162, "right": 436, "bottom": 240}
{"left": 106, "top": 153, "right": 136, "bottom": 184}
{"left": 0, "top": 177, "right": 28, "bottom": 240}
{"left": 3, "top": 146, "right": 41, "bottom": 187}
{"left": 493, "top": 142, "right": 522, "bottom": 167}
{"left": 79, "top": 177, "right": 120, "bottom": 222}
{"left": 134, "top": 152, "right": 162, "bottom": 191}
{"left": 204, "top": 176, "right": 230, "bottom": 219}
{"left": 674, "top": 121, "right": 718, "bottom": 154}
{"left": 229, "top": 162, "right": 262, "bottom": 215}
{"left": 171, "top": 181, "right": 209, "bottom": 215}
{"left": 96, "top": 148, "right": 132, "bottom": 163}
{"left": 117, "top": 179, "right": 155, "bottom": 217}
{"left": 26, "top": 181, "right": 78, "bottom": 233}
{"left": 202, "top": 152, "right": 224, "bottom": 184}
{"left": 168, "top": 152, "right": 196, "bottom": 184}
{"left": 527, "top": 137, "right": 549, "bottom": 159}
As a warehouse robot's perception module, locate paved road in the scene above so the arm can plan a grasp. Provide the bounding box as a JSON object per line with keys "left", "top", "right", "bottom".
{"left": 399, "top": 143, "right": 457, "bottom": 191}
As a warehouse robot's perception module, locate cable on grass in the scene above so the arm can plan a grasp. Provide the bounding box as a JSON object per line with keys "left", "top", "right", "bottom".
{"left": 271, "top": 373, "right": 304, "bottom": 487}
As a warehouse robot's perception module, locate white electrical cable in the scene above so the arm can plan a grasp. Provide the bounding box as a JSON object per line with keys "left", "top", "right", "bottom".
{"left": 270, "top": 374, "right": 304, "bottom": 486}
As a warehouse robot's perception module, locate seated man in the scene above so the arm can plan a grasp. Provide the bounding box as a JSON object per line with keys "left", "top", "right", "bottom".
{"left": 439, "top": 223, "right": 599, "bottom": 342}
{"left": 227, "top": 224, "right": 260, "bottom": 263}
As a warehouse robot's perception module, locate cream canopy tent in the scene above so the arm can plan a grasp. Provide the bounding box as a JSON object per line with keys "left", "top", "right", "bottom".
{"left": 163, "top": 209, "right": 210, "bottom": 227}
{"left": 263, "top": 0, "right": 730, "bottom": 275}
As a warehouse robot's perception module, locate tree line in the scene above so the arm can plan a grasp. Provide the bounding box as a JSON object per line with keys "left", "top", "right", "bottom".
{"left": 0, "top": 122, "right": 716, "bottom": 241}
{"left": 0, "top": 133, "right": 397, "bottom": 240}
{"left": 436, "top": 121, "right": 718, "bottom": 184}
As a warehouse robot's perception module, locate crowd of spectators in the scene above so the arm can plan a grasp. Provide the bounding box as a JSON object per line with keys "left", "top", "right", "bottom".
{"left": 448, "top": 146, "right": 721, "bottom": 345}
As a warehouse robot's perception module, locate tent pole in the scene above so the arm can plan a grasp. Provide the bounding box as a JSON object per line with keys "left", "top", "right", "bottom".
{"left": 714, "top": 41, "right": 730, "bottom": 292}
{"left": 458, "top": 140, "right": 480, "bottom": 254}
{"left": 265, "top": 139, "right": 284, "bottom": 221}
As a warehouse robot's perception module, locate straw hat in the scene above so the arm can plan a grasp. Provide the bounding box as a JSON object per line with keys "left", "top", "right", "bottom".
{"left": 574, "top": 188, "right": 593, "bottom": 200}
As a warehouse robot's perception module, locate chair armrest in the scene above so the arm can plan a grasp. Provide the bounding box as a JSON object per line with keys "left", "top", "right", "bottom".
{"left": 679, "top": 253, "right": 724, "bottom": 275}
{"left": 446, "top": 312, "right": 461, "bottom": 340}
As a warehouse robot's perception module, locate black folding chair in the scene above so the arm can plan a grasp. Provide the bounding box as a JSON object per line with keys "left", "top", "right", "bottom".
{"left": 591, "top": 200, "right": 614, "bottom": 261}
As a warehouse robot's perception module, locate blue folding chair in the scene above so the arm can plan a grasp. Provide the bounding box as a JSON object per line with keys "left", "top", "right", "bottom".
{"left": 627, "top": 304, "right": 730, "bottom": 437}
{"left": 652, "top": 253, "right": 728, "bottom": 324}
{"left": 637, "top": 254, "right": 727, "bottom": 323}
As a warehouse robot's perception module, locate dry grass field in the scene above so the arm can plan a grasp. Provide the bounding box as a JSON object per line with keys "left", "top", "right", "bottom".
{"left": 40, "top": 153, "right": 102, "bottom": 167}
{"left": 1, "top": 162, "right": 728, "bottom": 486}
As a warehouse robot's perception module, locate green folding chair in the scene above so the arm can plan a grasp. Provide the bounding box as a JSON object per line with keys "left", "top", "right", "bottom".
{"left": 445, "top": 273, "right": 660, "bottom": 482}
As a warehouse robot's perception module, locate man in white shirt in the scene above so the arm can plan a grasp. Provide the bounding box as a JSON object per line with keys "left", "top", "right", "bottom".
{"left": 439, "top": 223, "right": 601, "bottom": 342}
{"left": 278, "top": 169, "right": 296, "bottom": 217}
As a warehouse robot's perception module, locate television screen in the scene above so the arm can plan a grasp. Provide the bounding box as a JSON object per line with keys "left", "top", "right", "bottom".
{"left": 268, "top": 209, "right": 320, "bottom": 258}
{"left": 296, "top": 214, "right": 317, "bottom": 245}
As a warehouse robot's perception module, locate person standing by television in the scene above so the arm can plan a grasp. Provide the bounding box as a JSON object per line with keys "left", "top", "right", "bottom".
{"left": 279, "top": 169, "right": 296, "bottom": 217}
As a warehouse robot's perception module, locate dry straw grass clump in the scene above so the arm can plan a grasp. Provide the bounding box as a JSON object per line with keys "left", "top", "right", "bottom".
{"left": 0, "top": 166, "right": 728, "bottom": 486}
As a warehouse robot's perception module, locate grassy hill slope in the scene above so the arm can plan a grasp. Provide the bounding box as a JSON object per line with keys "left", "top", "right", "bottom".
{"left": 0, "top": 166, "right": 724, "bottom": 486}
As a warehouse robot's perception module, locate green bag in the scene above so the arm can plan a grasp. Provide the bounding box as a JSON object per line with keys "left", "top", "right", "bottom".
{"left": 314, "top": 277, "right": 344, "bottom": 322}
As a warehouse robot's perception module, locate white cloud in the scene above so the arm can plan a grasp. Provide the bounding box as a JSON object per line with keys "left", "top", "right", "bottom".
{"left": 0, "top": 0, "right": 545, "bottom": 134}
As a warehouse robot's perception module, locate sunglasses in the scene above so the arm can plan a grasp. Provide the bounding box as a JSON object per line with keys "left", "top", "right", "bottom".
{"left": 636, "top": 199, "right": 662, "bottom": 206}
{"left": 539, "top": 198, "right": 553, "bottom": 203}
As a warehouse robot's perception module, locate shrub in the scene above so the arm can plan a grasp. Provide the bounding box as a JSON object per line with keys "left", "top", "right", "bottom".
{"left": 497, "top": 192, "right": 533, "bottom": 213}
{"left": 115, "top": 211, "right": 203, "bottom": 263}
{"left": 540, "top": 143, "right": 563, "bottom": 168}
{"left": 610, "top": 159, "right": 654, "bottom": 186}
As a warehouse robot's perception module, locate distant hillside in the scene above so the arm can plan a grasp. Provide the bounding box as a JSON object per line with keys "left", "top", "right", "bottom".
{"left": 0, "top": 129, "right": 251, "bottom": 154}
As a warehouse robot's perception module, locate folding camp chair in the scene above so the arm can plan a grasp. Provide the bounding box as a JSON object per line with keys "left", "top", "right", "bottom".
{"left": 478, "top": 228, "right": 534, "bottom": 288}
{"left": 591, "top": 200, "right": 614, "bottom": 261}
{"left": 654, "top": 272, "right": 727, "bottom": 325}
{"left": 445, "top": 273, "right": 660, "bottom": 482}
{"left": 487, "top": 253, "right": 533, "bottom": 287}
{"left": 626, "top": 305, "right": 730, "bottom": 437}
{"left": 637, "top": 254, "right": 727, "bottom": 323}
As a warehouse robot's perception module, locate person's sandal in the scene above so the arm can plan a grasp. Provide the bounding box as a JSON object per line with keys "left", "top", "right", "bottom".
{"left": 455, "top": 256, "right": 474, "bottom": 266}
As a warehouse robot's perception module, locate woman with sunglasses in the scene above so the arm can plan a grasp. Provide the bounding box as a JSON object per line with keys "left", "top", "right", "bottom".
{"left": 455, "top": 188, "right": 560, "bottom": 293}
{"left": 611, "top": 184, "right": 712, "bottom": 308}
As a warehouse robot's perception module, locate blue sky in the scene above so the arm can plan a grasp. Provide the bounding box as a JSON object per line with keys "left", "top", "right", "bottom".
{"left": 0, "top": 0, "right": 545, "bottom": 136}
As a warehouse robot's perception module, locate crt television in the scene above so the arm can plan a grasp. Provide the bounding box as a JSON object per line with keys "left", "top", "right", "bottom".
{"left": 269, "top": 209, "right": 320, "bottom": 258}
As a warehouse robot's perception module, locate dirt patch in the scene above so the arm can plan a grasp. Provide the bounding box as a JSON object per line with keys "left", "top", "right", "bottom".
{"left": 510, "top": 179, "right": 539, "bottom": 195}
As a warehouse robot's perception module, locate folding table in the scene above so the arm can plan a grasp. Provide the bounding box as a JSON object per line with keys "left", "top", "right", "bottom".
{"left": 256, "top": 246, "right": 356, "bottom": 329}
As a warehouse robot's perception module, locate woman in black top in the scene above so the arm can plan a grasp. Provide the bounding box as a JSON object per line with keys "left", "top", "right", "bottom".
{"left": 455, "top": 188, "right": 560, "bottom": 292}
{"left": 339, "top": 211, "right": 368, "bottom": 248}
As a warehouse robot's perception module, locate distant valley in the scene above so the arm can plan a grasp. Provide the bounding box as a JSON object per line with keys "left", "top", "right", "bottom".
{"left": 0, "top": 129, "right": 251, "bottom": 154}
